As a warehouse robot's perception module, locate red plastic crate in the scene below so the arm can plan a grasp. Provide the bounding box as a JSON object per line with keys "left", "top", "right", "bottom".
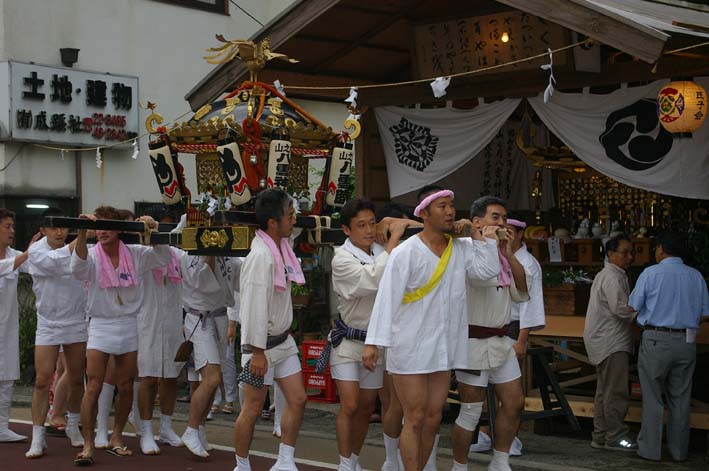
{"left": 302, "top": 371, "right": 338, "bottom": 403}
{"left": 301, "top": 340, "right": 328, "bottom": 373}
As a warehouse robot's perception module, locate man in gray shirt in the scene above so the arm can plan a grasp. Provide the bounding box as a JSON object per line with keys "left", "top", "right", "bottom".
{"left": 583, "top": 236, "right": 636, "bottom": 452}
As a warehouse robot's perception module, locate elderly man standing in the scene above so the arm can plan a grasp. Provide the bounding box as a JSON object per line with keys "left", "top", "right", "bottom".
{"left": 583, "top": 236, "right": 636, "bottom": 452}
{"left": 629, "top": 231, "right": 709, "bottom": 462}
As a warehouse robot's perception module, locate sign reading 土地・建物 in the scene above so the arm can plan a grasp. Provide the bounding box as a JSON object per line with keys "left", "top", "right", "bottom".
{"left": 0, "top": 61, "right": 139, "bottom": 146}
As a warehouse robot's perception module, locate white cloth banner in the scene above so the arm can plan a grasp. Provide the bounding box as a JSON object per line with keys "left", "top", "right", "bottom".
{"left": 374, "top": 99, "right": 521, "bottom": 197}
{"left": 529, "top": 78, "right": 709, "bottom": 199}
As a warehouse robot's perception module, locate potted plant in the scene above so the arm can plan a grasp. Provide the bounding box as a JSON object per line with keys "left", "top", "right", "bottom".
{"left": 291, "top": 283, "right": 311, "bottom": 307}
{"left": 542, "top": 268, "right": 593, "bottom": 316}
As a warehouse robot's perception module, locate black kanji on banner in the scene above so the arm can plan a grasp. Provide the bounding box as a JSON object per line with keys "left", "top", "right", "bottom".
{"left": 50, "top": 74, "right": 73, "bottom": 103}
{"left": 389, "top": 117, "right": 439, "bottom": 172}
{"left": 599, "top": 99, "right": 673, "bottom": 171}
{"left": 112, "top": 83, "right": 132, "bottom": 110}
{"left": 86, "top": 79, "right": 107, "bottom": 107}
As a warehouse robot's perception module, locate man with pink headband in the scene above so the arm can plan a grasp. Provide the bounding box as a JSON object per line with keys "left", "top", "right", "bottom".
{"left": 363, "top": 185, "right": 501, "bottom": 471}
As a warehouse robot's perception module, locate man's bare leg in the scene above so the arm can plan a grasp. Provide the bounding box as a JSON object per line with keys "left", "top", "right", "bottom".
{"left": 157, "top": 378, "right": 182, "bottom": 446}
{"left": 78, "top": 350, "right": 110, "bottom": 460}
{"left": 182, "top": 364, "right": 220, "bottom": 457}
{"left": 109, "top": 351, "right": 138, "bottom": 455}
{"left": 392, "top": 374, "right": 429, "bottom": 471}
{"left": 234, "top": 383, "right": 269, "bottom": 460}
{"left": 335, "top": 380, "right": 360, "bottom": 462}
{"left": 492, "top": 378, "right": 524, "bottom": 453}
{"left": 27, "top": 345, "right": 60, "bottom": 457}
{"left": 138, "top": 377, "right": 159, "bottom": 421}
{"left": 352, "top": 388, "right": 379, "bottom": 455}
{"left": 62, "top": 342, "right": 87, "bottom": 447}
{"left": 451, "top": 382, "right": 486, "bottom": 464}
{"left": 137, "top": 376, "right": 161, "bottom": 455}
{"left": 419, "top": 371, "right": 450, "bottom": 467}
{"left": 382, "top": 373, "right": 404, "bottom": 469}
{"left": 271, "top": 371, "right": 307, "bottom": 468}
{"left": 49, "top": 353, "right": 68, "bottom": 428}
{"left": 188, "top": 365, "right": 221, "bottom": 428}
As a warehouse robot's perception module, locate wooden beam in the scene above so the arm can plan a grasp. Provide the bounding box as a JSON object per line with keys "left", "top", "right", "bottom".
{"left": 185, "top": 0, "right": 343, "bottom": 111}
{"left": 296, "top": 34, "right": 410, "bottom": 54}
{"left": 496, "top": 0, "right": 668, "bottom": 63}
{"left": 312, "top": 0, "right": 427, "bottom": 74}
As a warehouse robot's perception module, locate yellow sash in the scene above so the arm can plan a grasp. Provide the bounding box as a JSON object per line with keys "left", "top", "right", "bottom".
{"left": 402, "top": 235, "right": 453, "bottom": 304}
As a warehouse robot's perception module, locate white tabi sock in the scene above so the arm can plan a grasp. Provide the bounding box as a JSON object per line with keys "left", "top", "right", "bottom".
{"left": 487, "top": 449, "right": 512, "bottom": 471}
{"left": 66, "top": 412, "right": 84, "bottom": 447}
{"left": 159, "top": 414, "right": 183, "bottom": 447}
{"left": 273, "top": 383, "right": 285, "bottom": 436}
{"left": 451, "top": 460, "right": 468, "bottom": 471}
{"left": 271, "top": 442, "right": 297, "bottom": 470}
{"left": 235, "top": 453, "right": 252, "bottom": 471}
{"left": 350, "top": 453, "right": 361, "bottom": 471}
{"left": 422, "top": 434, "right": 439, "bottom": 471}
{"left": 338, "top": 455, "right": 352, "bottom": 471}
{"left": 383, "top": 433, "right": 400, "bottom": 468}
{"left": 181, "top": 426, "right": 209, "bottom": 458}
{"left": 25, "top": 425, "right": 46, "bottom": 458}
{"left": 199, "top": 424, "right": 213, "bottom": 450}
{"left": 140, "top": 419, "right": 160, "bottom": 455}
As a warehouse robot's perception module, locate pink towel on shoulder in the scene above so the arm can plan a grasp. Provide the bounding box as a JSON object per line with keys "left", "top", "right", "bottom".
{"left": 256, "top": 229, "right": 305, "bottom": 291}
{"left": 94, "top": 241, "right": 137, "bottom": 289}
{"left": 152, "top": 250, "right": 182, "bottom": 284}
{"left": 498, "top": 247, "right": 513, "bottom": 287}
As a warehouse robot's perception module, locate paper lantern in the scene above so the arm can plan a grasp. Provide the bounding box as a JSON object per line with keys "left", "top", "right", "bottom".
{"left": 657, "top": 81, "right": 707, "bottom": 133}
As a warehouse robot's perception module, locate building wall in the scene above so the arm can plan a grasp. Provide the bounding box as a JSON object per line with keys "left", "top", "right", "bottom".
{"left": 0, "top": 0, "right": 312, "bottom": 213}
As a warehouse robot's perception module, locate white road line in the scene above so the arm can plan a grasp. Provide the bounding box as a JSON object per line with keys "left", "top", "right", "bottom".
{"left": 10, "top": 419, "right": 341, "bottom": 469}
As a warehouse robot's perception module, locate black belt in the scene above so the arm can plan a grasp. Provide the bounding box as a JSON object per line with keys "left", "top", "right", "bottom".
{"left": 643, "top": 325, "right": 686, "bottom": 333}
{"left": 241, "top": 330, "right": 290, "bottom": 354}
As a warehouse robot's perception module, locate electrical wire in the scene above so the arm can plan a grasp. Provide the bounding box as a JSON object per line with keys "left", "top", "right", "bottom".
{"left": 0, "top": 144, "right": 25, "bottom": 172}
{"left": 229, "top": 0, "right": 264, "bottom": 27}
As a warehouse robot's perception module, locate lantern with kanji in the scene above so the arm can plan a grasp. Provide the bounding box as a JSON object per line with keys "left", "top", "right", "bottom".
{"left": 657, "top": 80, "right": 707, "bottom": 133}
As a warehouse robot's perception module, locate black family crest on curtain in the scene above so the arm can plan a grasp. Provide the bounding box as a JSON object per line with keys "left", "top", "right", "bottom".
{"left": 599, "top": 98, "right": 673, "bottom": 171}
{"left": 389, "top": 117, "right": 439, "bottom": 172}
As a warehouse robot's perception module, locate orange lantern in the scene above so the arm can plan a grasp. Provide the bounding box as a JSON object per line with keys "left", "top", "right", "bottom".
{"left": 657, "top": 80, "right": 707, "bottom": 133}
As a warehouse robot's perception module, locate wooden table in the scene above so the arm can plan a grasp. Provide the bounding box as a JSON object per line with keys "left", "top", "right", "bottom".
{"left": 527, "top": 315, "right": 709, "bottom": 429}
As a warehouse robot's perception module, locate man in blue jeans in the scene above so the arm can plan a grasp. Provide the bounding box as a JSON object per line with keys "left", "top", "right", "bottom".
{"left": 629, "top": 231, "right": 709, "bottom": 462}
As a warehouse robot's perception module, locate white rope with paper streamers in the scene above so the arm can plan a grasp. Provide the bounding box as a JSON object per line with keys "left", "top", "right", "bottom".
{"left": 60, "top": 149, "right": 66, "bottom": 161}
{"left": 273, "top": 79, "right": 286, "bottom": 97}
{"left": 345, "top": 87, "right": 358, "bottom": 109}
{"left": 541, "top": 48, "right": 556, "bottom": 103}
{"left": 430, "top": 76, "right": 451, "bottom": 98}
{"left": 130, "top": 139, "right": 139, "bottom": 160}
{"left": 95, "top": 148, "right": 102, "bottom": 169}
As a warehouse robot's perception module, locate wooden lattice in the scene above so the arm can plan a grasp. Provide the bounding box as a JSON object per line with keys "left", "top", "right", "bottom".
{"left": 196, "top": 152, "right": 226, "bottom": 194}
{"left": 289, "top": 154, "right": 309, "bottom": 194}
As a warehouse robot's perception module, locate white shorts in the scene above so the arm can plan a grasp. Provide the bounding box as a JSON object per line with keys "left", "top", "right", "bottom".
{"left": 87, "top": 317, "right": 138, "bottom": 356}
{"left": 331, "top": 362, "right": 385, "bottom": 389}
{"left": 456, "top": 354, "right": 521, "bottom": 387}
{"left": 35, "top": 320, "right": 87, "bottom": 346}
{"left": 185, "top": 313, "right": 228, "bottom": 371}
{"left": 240, "top": 353, "right": 301, "bottom": 387}
{"left": 187, "top": 365, "right": 200, "bottom": 382}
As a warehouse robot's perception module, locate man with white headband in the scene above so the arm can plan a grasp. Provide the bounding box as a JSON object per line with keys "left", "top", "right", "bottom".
{"left": 450, "top": 196, "right": 529, "bottom": 471}
{"left": 363, "top": 185, "right": 500, "bottom": 471}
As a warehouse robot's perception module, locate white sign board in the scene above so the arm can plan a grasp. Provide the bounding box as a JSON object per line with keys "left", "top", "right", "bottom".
{"left": 0, "top": 61, "right": 139, "bottom": 146}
